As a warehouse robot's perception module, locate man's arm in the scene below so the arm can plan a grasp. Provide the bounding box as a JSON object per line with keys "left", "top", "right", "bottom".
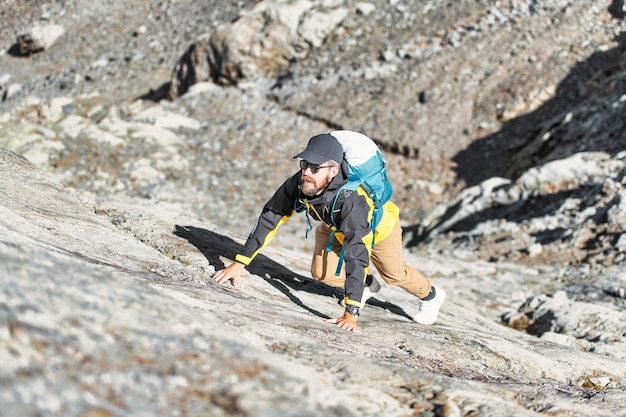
{"left": 338, "top": 189, "right": 374, "bottom": 306}
{"left": 212, "top": 208, "right": 292, "bottom": 286}
{"left": 213, "top": 173, "right": 300, "bottom": 286}
{"left": 326, "top": 190, "right": 374, "bottom": 332}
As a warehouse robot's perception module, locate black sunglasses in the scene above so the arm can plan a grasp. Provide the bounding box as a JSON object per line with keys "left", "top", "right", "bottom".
{"left": 299, "top": 160, "right": 333, "bottom": 174}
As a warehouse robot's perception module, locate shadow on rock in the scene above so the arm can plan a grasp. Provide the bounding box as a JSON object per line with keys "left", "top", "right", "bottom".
{"left": 453, "top": 31, "right": 626, "bottom": 187}
{"left": 609, "top": 0, "right": 626, "bottom": 19}
{"left": 364, "top": 298, "right": 413, "bottom": 321}
{"left": 137, "top": 82, "right": 172, "bottom": 102}
{"left": 5, "top": 43, "right": 27, "bottom": 57}
{"left": 174, "top": 225, "right": 341, "bottom": 319}
{"left": 174, "top": 225, "right": 412, "bottom": 320}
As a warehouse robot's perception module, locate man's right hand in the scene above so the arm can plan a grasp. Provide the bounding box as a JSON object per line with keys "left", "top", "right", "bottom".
{"left": 325, "top": 310, "right": 358, "bottom": 332}
{"left": 212, "top": 261, "right": 245, "bottom": 286}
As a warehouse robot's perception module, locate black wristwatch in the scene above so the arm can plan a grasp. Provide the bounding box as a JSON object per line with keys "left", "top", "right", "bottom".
{"left": 345, "top": 305, "right": 360, "bottom": 317}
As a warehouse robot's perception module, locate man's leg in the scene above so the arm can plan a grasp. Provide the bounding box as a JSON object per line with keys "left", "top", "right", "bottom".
{"left": 311, "top": 224, "right": 346, "bottom": 288}
{"left": 372, "top": 220, "right": 446, "bottom": 324}
{"left": 370, "top": 220, "right": 431, "bottom": 298}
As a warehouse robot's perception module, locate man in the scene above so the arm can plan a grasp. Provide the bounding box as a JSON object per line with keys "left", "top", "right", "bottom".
{"left": 213, "top": 132, "right": 445, "bottom": 331}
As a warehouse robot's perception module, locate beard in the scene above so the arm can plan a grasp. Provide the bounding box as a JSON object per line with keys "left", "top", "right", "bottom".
{"left": 300, "top": 174, "right": 331, "bottom": 197}
{"left": 300, "top": 181, "right": 325, "bottom": 197}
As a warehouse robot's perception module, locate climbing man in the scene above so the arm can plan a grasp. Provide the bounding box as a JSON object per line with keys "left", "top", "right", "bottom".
{"left": 212, "top": 131, "right": 445, "bottom": 331}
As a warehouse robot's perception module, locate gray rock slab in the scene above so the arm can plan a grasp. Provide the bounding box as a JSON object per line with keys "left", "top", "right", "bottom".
{"left": 2, "top": 147, "right": 626, "bottom": 416}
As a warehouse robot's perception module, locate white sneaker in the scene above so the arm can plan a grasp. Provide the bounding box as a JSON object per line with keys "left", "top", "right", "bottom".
{"left": 412, "top": 286, "right": 446, "bottom": 325}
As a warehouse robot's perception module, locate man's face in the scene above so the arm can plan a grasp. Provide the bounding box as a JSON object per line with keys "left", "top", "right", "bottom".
{"left": 299, "top": 160, "right": 337, "bottom": 197}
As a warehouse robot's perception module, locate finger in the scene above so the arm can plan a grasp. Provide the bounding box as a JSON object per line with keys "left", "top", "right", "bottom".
{"left": 325, "top": 317, "right": 340, "bottom": 324}
{"left": 342, "top": 323, "right": 356, "bottom": 332}
{"left": 339, "top": 319, "right": 356, "bottom": 331}
{"left": 213, "top": 273, "right": 229, "bottom": 284}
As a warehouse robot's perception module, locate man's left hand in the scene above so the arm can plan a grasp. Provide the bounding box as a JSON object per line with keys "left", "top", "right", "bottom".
{"left": 325, "top": 311, "right": 358, "bottom": 332}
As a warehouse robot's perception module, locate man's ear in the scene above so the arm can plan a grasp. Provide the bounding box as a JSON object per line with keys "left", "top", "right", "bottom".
{"left": 330, "top": 165, "right": 340, "bottom": 178}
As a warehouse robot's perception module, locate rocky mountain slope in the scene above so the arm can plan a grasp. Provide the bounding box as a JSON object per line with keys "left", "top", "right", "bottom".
{"left": 1, "top": 0, "right": 626, "bottom": 416}
{"left": 2, "top": 146, "right": 626, "bottom": 416}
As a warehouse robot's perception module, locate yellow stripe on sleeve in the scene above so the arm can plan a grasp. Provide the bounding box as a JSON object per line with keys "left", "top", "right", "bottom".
{"left": 237, "top": 213, "right": 293, "bottom": 265}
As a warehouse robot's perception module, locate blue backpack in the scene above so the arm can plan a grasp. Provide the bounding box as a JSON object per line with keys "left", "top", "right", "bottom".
{"left": 327, "top": 130, "right": 393, "bottom": 275}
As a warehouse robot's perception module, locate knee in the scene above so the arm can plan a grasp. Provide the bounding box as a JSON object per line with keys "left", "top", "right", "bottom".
{"left": 310, "top": 265, "right": 324, "bottom": 281}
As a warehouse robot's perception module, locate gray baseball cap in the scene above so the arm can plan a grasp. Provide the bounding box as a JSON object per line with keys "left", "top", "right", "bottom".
{"left": 294, "top": 133, "right": 344, "bottom": 164}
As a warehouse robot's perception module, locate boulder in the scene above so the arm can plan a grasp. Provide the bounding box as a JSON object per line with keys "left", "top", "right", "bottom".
{"left": 168, "top": 0, "right": 348, "bottom": 98}
{"left": 412, "top": 152, "right": 626, "bottom": 266}
{"left": 16, "top": 24, "right": 65, "bottom": 56}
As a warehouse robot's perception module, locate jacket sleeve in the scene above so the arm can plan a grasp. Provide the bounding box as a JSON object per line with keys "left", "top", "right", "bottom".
{"left": 235, "top": 173, "right": 300, "bottom": 265}
{"left": 338, "top": 188, "right": 374, "bottom": 307}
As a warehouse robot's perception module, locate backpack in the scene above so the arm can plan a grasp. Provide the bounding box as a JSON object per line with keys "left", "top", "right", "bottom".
{"left": 327, "top": 130, "right": 394, "bottom": 275}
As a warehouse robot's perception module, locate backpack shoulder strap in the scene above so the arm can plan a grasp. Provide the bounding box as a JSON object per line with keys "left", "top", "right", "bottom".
{"left": 329, "top": 185, "right": 358, "bottom": 229}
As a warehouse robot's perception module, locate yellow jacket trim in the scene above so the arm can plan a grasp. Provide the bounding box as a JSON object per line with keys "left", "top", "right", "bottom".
{"left": 344, "top": 297, "right": 363, "bottom": 308}
{"left": 234, "top": 254, "right": 253, "bottom": 266}
{"left": 238, "top": 213, "right": 292, "bottom": 265}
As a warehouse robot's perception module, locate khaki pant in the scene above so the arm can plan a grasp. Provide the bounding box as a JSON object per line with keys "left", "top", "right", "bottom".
{"left": 311, "top": 220, "right": 431, "bottom": 298}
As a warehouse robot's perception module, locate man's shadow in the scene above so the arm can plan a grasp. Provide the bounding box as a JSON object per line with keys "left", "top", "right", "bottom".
{"left": 174, "top": 225, "right": 411, "bottom": 320}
